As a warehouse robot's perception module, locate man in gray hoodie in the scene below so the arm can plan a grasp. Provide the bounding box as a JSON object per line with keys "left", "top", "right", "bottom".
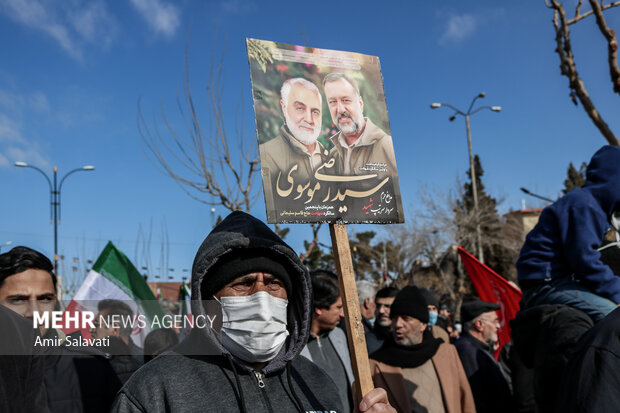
{"left": 113, "top": 211, "right": 393, "bottom": 413}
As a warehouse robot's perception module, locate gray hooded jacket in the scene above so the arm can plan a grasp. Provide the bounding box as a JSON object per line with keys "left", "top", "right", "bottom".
{"left": 112, "top": 211, "right": 344, "bottom": 412}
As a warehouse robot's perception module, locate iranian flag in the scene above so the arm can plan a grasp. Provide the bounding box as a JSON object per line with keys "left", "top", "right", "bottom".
{"left": 63, "top": 241, "right": 164, "bottom": 346}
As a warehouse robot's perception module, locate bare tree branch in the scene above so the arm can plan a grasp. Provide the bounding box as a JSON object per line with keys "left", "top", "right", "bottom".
{"left": 575, "top": 0, "right": 584, "bottom": 20}
{"left": 387, "top": 179, "right": 522, "bottom": 301}
{"left": 137, "top": 31, "right": 319, "bottom": 246}
{"left": 137, "top": 28, "right": 261, "bottom": 213}
{"left": 299, "top": 223, "right": 323, "bottom": 262}
{"left": 588, "top": 0, "right": 620, "bottom": 94}
{"left": 548, "top": 0, "right": 620, "bottom": 145}
{"left": 565, "top": 0, "right": 620, "bottom": 24}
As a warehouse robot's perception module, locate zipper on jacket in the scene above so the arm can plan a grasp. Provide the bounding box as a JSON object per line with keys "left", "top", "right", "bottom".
{"left": 252, "top": 371, "right": 275, "bottom": 411}
{"left": 254, "top": 371, "right": 265, "bottom": 388}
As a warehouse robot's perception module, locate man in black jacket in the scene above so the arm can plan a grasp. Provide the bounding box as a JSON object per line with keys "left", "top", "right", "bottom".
{"left": 455, "top": 300, "right": 513, "bottom": 413}
{"left": 0, "top": 246, "right": 122, "bottom": 413}
{"left": 557, "top": 306, "right": 620, "bottom": 412}
{"left": 113, "top": 211, "right": 394, "bottom": 413}
{"left": 0, "top": 303, "right": 49, "bottom": 412}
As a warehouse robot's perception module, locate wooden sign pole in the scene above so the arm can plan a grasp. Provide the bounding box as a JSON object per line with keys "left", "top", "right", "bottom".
{"left": 329, "top": 223, "right": 374, "bottom": 404}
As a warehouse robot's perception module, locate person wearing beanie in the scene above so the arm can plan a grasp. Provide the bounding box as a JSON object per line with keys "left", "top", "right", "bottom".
{"left": 113, "top": 211, "right": 395, "bottom": 413}
{"left": 419, "top": 288, "right": 450, "bottom": 343}
{"left": 455, "top": 300, "right": 513, "bottom": 413}
{"left": 369, "top": 286, "right": 475, "bottom": 413}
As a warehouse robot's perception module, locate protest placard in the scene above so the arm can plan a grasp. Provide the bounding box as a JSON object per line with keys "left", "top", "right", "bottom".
{"left": 247, "top": 38, "right": 406, "bottom": 403}
{"left": 247, "top": 38, "right": 404, "bottom": 224}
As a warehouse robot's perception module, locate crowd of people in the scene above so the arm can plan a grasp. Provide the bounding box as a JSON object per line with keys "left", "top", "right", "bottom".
{"left": 0, "top": 210, "right": 530, "bottom": 413}
{"left": 1, "top": 145, "right": 620, "bottom": 412}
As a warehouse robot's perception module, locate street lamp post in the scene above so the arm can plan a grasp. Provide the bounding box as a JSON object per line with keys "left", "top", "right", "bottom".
{"left": 15, "top": 162, "right": 95, "bottom": 273}
{"left": 430, "top": 92, "right": 502, "bottom": 264}
{"left": 520, "top": 187, "right": 555, "bottom": 203}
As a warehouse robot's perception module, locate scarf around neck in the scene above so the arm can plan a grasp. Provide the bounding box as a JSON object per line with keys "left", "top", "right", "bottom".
{"left": 370, "top": 330, "right": 443, "bottom": 368}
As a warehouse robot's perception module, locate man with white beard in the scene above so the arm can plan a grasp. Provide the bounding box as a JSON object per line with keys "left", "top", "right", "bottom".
{"left": 323, "top": 73, "right": 397, "bottom": 179}
{"left": 259, "top": 77, "right": 329, "bottom": 189}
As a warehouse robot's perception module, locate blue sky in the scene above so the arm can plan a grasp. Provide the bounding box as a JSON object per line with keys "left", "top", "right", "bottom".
{"left": 1, "top": 0, "right": 619, "bottom": 286}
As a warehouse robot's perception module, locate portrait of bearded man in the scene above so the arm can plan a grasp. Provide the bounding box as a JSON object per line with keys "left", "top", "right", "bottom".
{"left": 259, "top": 77, "right": 330, "bottom": 190}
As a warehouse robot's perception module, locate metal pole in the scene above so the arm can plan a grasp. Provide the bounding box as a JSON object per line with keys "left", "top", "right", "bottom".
{"left": 15, "top": 162, "right": 94, "bottom": 277}
{"left": 431, "top": 96, "right": 500, "bottom": 264}
{"left": 465, "top": 115, "right": 484, "bottom": 264}
{"left": 53, "top": 166, "right": 59, "bottom": 274}
{"left": 520, "top": 187, "right": 555, "bottom": 203}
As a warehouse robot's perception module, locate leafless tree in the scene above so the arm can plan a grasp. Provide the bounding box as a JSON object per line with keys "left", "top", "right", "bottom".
{"left": 137, "top": 32, "right": 322, "bottom": 244}
{"left": 381, "top": 223, "right": 421, "bottom": 284}
{"left": 546, "top": 0, "right": 620, "bottom": 145}
{"left": 299, "top": 223, "right": 323, "bottom": 262}
{"left": 386, "top": 195, "right": 468, "bottom": 301}
{"left": 138, "top": 33, "right": 262, "bottom": 214}
{"left": 417, "top": 183, "right": 510, "bottom": 256}
{"left": 385, "top": 181, "right": 523, "bottom": 311}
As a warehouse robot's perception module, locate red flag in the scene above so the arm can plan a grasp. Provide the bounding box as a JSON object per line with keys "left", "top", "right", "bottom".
{"left": 457, "top": 246, "right": 522, "bottom": 358}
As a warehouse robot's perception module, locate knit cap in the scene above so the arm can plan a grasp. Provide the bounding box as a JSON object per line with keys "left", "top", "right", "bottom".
{"left": 389, "top": 286, "right": 429, "bottom": 324}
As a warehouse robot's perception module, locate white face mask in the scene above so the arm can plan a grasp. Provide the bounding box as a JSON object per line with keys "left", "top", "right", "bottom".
{"left": 217, "top": 291, "right": 289, "bottom": 363}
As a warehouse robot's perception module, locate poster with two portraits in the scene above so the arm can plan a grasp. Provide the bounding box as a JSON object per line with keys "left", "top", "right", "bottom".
{"left": 246, "top": 39, "right": 404, "bottom": 224}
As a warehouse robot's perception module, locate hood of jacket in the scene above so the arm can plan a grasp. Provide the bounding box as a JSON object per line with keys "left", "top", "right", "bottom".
{"left": 187, "top": 210, "right": 311, "bottom": 375}
{"left": 584, "top": 145, "right": 620, "bottom": 217}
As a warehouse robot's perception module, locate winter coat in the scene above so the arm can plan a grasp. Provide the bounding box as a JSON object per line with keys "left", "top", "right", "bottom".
{"left": 517, "top": 145, "right": 620, "bottom": 302}
{"left": 113, "top": 211, "right": 344, "bottom": 412}
{"left": 0, "top": 304, "right": 49, "bottom": 413}
{"left": 369, "top": 342, "right": 476, "bottom": 413}
{"left": 42, "top": 329, "right": 123, "bottom": 413}
{"left": 455, "top": 332, "right": 513, "bottom": 413}
{"left": 329, "top": 118, "right": 397, "bottom": 178}
{"left": 431, "top": 324, "right": 451, "bottom": 344}
{"left": 362, "top": 315, "right": 384, "bottom": 355}
{"left": 260, "top": 125, "right": 329, "bottom": 184}
{"left": 300, "top": 326, "right": 354, "bottom": 385}
{"left": 557, "top": 306, "right": 620, "bottom": 412}
{"left": 339, "top": 316, "right": 384, "bottom": 355}
{"left": 328, "top": 118, "right": 404, "bottom": 223}
{"left": 260, "top": 125, "right": 329, "bottom": 214}
{"left": 94, "top": 336, "right": 142, "bottom": 384}
{"left": 510, "top": 304, "right": 593, "bottom": 412}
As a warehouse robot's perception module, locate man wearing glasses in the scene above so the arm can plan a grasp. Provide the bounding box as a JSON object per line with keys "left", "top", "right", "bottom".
{"left": 455, "top": 301, "right": 513, "bottom": 413}
{"left": 114, "top": 211, "right": 395, "bottom": 413}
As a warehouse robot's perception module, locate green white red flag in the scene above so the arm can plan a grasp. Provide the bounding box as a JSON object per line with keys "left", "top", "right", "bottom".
{"left": 64, "top": 241, "right": 164, "bottom": 346}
